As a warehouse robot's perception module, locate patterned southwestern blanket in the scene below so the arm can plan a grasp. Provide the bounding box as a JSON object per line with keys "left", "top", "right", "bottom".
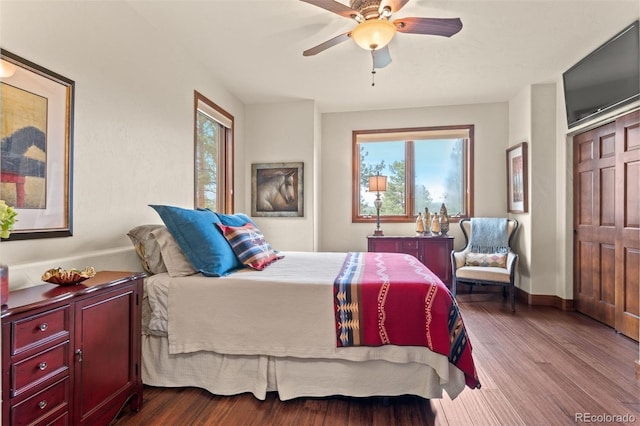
{"left": 334, "top": 252, "right": 481, "bottom": 389}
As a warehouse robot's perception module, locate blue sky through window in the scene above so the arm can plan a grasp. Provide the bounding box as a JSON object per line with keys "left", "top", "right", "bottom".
{"left": 361, "top": 139, "right": 459, "bottom": 204}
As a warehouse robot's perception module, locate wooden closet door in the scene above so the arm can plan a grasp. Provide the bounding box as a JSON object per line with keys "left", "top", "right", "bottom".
{"left": 574, "top": 110, "right": 639, "bottom": 341}
{"left": 614, "top": 111, "right": 639, "bottom": 341}
{"left": 574, "top": 122, "right": 617, "bottom": 328}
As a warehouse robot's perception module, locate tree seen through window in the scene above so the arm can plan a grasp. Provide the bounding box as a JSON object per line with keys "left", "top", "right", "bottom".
{"left": 353, "top": 125, "right": 473, "bottom": 222}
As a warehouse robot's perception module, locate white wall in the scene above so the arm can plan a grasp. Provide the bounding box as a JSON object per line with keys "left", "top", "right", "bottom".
{"left": 244, "top": 101, "right": 317, "bottom": 251}
{"left": 313, "top": 105, "right": 322, "bottom": 251}
{"left": 0, "top": 1, "right": 246, "bottom": 288}
{"left": 508, "top": 87, "right": 532, "bottom": 293}
{"left": 555, "top": 77, "right": 573, "bottom": 301}
{"left": 320, "top": 103, "right": 510, "bottom": 252}
{"left": 509, "top": 84, "right": 559, "bottom": 296}
{"left": 530, "top": 84, "right": 558, "bottom": 296}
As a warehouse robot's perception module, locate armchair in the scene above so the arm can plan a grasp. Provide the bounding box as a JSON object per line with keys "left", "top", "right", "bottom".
{"left": 451, "top": 218, "right": 519, "bottom": 311}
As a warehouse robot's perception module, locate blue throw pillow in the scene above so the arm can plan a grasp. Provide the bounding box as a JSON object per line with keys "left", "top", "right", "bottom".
{"left": 149, "top": 205, "right": 241, "bottom": 276}
{"left": 216, "top": 212, "right": 257, "bottom": 227}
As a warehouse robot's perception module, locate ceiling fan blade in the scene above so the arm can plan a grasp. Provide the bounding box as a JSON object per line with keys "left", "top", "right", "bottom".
{"left": 379, "top": 0, "right": 410, "bottom": 15}
{"left": 394, "top": 17, "right": 463, "bottom": 37}
{"left": 372, "top": 46, "right": 392, "bottom": 68}
{"left": 303, "top": 32, "right": 351, "bottom": 56}
{"left": 300, "top": 0, "right": 361, "bottom": 20}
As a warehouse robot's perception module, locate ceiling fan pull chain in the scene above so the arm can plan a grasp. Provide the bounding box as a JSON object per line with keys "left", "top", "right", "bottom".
{"left": 371, "top": 51, "right": 376, "bottom": 86}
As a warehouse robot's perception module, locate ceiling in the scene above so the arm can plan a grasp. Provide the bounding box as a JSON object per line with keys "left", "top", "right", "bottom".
{"left": 127, "top": 0, "right": 639, "bottom": 113}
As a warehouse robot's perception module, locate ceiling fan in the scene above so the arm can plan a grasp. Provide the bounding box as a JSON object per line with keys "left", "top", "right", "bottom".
{"left": 300, "top": 0, "right": 463, "bottom": 71}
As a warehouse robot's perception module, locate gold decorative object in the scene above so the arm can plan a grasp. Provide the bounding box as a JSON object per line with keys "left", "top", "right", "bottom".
{"left": 424, "top": 207, "right": 431, "bottom": 235}
{"left": 42, "top": 266, "right": 96, "bottom": 286}
{"left": 416, "top": 212, "right": 424, "bottom": 235}
{"left": 431, "top": 213, "right": 441, "bottom": 234}
{"left": 439, "top": 203, "right": 450, "bottom": 235}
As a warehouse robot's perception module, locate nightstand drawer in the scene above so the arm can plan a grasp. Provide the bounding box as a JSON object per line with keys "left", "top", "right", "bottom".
{"left": 47, "top": 411, "right": 69, "bottom": 426}
{"left": 12, "top": 306, "right": 70, "bottom": 356}
{"left": 12, "top": 341, "right": 70, "bottom": 398}
{"left": 11, "top": 377, "right": 69, "bottom": 426}
{"left": 401, "top": 240, "right": 419, "bottom": 250}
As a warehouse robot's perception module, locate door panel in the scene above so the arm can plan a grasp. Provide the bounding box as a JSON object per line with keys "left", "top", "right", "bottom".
{"left": 626, "top": 161, "right": 639, "bottom": 227}
{"left": 579, "top": 171, "right": 594, "bottom": 224}
{"left": 577, "top": 241, "right": 593, "bottom": 298}
{"left": 614, "top": 111, "right": 639, "bottom": 340}
{"left": 624, "top": 248, "right": 639, "bottom": 313}
{"left": 575, "top": 110, "right": 639, "bottom": 341}
{"left": 600, "top": 133, "right": 616, "bottom": 157}
{"left": 574, "top": 122, "right": 616, "bottom": 327}
{"left": 599, "top": 244, "right": 615, "bottom": 306}
{"left": 74, "top": 287, "right": 137, "bottom": 424}
{"left": 600, "top": 167, "right": 615, "bottom": 226}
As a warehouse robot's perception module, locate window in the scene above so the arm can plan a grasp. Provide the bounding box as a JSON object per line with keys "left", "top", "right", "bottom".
{"left": 194, "top": 91, "right": 234, "bottom": 213}
{"left": 352, "top": 125, "right": 474, "bottom": 222}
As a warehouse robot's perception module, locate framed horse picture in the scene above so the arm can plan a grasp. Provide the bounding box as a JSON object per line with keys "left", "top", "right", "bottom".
{"left": 251, "top": 162, "right": 303, "bottom": 217}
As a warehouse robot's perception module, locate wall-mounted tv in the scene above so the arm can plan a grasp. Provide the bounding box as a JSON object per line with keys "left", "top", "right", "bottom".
{"left": 563, "top": 20, "right": 639, "bottom": 128}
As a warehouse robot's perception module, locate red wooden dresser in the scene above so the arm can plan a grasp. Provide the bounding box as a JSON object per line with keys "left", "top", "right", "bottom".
{"left": 1, "top": 271, "right": 144, "bottom": 425}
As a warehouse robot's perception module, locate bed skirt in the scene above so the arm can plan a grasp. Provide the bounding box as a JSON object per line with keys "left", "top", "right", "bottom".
{"left": 141, "top": 334, "right": 466, "bottom": 401}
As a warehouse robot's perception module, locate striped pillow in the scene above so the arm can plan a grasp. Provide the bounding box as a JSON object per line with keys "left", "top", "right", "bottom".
{"left": 465, "top": 252, "right": 507, "bottom": 268}
{"left": 216, "top": 223, "right": 282, "bottom": 270}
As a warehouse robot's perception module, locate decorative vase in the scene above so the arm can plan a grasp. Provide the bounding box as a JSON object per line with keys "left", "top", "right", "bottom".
{"left": 431, "top": 213, "right": 440, "bottom": 235}
{"left": 1, "top": 264, "right": 8, "bottom": 307}
{"left": 423, "top": 207, "right": 431, "bottom": 235}
{"left": 416, "top": 212, "right": 424, "bottom": 235}
{"left": 439, "top": 203, "right": 450, "bottom": 236}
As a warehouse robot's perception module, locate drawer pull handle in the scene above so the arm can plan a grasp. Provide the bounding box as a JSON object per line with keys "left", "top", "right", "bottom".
{"left": 38, "top": 361, "right": 48, "bottom": 371}
{"left": 76, "top": 349, "right": 83, "bottom": 363}
{"left": 38, "top": 400, "right": 47, "bottom": 410}
{"left": 39, "top": 323, "right": 48, "bottom": 332}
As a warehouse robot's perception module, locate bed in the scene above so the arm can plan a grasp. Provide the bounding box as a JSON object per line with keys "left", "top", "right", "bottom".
{"left": 129, "top": 207, "right": 480, "bottom": 402}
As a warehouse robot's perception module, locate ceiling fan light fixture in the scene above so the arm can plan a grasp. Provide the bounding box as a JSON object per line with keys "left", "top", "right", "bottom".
{"left": 351, "top": 19, "right": 396, "bottom": 51}
{"left": 0, "top": 59, "right": 17, "bottom": 78}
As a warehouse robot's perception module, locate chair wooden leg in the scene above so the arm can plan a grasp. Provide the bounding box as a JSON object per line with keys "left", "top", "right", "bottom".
{"left": 510, "top": 283, "right": 516, "bottom": 312}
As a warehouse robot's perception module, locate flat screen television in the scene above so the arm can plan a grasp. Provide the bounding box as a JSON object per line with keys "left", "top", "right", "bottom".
{"left": 563, "top": 20, "right": 639, "bottom": 128}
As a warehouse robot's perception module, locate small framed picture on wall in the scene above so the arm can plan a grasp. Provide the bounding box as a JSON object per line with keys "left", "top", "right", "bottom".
{"left": 506, "top": 142, "right": 528, "bottom": 214}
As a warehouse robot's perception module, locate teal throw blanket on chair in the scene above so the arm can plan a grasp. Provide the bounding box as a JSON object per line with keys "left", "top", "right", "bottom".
{"left": 469, "top": 218, "right": 509, "bottom": 253}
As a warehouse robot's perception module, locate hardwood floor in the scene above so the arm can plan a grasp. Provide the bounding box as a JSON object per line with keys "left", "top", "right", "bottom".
{"left": 114, "top": 292, "right": 640, "bottom": 426}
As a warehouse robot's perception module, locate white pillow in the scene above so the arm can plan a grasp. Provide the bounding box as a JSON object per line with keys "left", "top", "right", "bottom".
{"left": 150, "top": 227, "right": 198, "bottom": 277}
{"left": 127, "top": 225, "right": 168, "bottom": 274}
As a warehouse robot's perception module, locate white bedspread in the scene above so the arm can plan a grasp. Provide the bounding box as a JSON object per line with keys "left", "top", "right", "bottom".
{"left": 145, "top": 251, "right": 455, "bottom": 385}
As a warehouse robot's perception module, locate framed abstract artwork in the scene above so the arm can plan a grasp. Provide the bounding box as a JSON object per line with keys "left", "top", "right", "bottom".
{"left": 251, "top": 162, "right": 303, "bottom": 217}
{"left": 506, "top": 142, "right": 528, "bottom": 214}
{"left": 0, "top": 49, "right": 74, "bottom": 240}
